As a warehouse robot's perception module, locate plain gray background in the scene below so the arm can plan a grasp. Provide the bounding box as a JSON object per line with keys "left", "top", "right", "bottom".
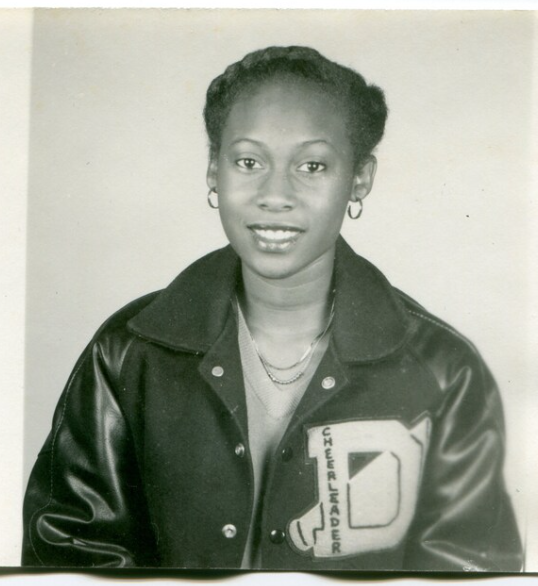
{"left": 23, "top": 8, "right": 535, "bottom": 565}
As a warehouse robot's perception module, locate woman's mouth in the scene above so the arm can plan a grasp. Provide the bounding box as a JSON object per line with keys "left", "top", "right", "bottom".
{"left": 248, "top": 225, "right": 303, "bottom": 251}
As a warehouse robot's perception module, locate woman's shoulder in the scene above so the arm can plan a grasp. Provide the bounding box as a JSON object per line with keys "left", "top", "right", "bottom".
{"left": 339, "top": 239, "right": 482, "bottom": 368}
{"left": 91, "top": 245, "right": 238, "bottom": 353}
{"left": 85, "top": 291, "right": 163, "bottom": 371}
{"left": 396, "top": 288, "right": 477, "bottom": 351}
{"left": 393, "top": 287, "right": 495, "bottom": 396}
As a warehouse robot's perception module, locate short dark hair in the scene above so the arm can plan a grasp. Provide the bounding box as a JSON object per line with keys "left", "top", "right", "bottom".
{"left": 203, "top": 45, "right": 388, "bottom": 168}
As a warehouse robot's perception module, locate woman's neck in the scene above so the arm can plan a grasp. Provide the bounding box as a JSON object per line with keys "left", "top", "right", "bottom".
{"left": 239, "top": 255, "right": 335, "bottom": 339}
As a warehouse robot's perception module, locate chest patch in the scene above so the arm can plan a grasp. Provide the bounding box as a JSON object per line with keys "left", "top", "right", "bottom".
{"left": 288, "top": 418, "right": 430, "bottom": 559}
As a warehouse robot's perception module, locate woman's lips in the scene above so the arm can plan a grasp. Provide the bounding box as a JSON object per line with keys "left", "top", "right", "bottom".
{"left": 248, "top": 225, "right": 303, "bottom": 251}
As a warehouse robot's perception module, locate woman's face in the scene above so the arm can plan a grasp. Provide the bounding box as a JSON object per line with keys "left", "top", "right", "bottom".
{"left": 207, "top": 79, "right": 376, "bottom": 283}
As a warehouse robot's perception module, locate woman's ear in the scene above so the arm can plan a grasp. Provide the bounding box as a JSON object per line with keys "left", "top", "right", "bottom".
{"left": 206, "top": 157, "right": 218, "bottom": 192}
{"left": 351, "top": 156, "right": 377, "bottom": 202}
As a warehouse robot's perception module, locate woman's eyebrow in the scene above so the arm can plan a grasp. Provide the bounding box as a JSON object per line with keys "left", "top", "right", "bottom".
{"left": 300, "top": 139, "right": 331, "bottom": 147}
{"left": 229, "top": 138, "right": 265, "bottom": 147}
{"left": 229, "top": 138, "right": 333, "bottom": 148}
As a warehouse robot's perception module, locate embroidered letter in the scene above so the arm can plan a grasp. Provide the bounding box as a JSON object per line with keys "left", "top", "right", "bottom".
{"left": 288, "top": 418, "right": 430, "bottom": 558}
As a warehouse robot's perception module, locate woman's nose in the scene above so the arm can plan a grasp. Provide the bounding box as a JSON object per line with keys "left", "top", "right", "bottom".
{"left": 257, "top": 168, "right": 296, "bottom": 211}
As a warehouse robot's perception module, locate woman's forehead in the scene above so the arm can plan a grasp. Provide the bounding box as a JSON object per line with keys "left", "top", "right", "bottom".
{"left": 222, "top": 79, "right": 350, "bottom": 145}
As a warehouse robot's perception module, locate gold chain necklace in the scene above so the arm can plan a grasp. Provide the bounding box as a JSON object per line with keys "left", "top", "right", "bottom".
{"left": 237, "top": 296, "right": 335, "bottom": 386}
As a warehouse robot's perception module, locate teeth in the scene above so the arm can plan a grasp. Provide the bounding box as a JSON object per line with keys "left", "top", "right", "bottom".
{"left": 254, "top": 229, "right": 297, "bottom": 241}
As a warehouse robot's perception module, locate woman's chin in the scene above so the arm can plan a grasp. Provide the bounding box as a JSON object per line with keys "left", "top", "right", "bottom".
{"left": 243, "top": 259, "right": 300, "bottom": 281}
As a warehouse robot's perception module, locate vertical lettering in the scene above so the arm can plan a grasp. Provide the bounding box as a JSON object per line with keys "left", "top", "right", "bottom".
{"left": 322, "top": 427, "right": 342, "bottom": 556}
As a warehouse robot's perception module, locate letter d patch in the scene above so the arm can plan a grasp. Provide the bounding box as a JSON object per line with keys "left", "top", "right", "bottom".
{"left": 288, "top": 418, "right": 430, "bottom": 558}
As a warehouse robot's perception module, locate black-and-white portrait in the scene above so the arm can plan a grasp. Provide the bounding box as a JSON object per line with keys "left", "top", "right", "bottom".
{"left": 0, "top": 6, "right": 536, "bottom": 577}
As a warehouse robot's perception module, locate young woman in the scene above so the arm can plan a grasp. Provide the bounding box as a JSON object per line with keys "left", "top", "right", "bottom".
{"left": 22, "top": 45, "right": 523, "bottom": 571}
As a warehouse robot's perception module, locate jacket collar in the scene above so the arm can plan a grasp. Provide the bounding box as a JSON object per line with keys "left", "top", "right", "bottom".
{"left": 127, "top": 237, "right": 411, "bottom": 363}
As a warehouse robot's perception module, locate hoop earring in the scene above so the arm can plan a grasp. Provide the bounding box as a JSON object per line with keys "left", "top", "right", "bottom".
{"left": 207, "top": 188, "right": 218, "bottom": 209}
{"left": 347, "top": 199, "right": 363, "bottom": 220}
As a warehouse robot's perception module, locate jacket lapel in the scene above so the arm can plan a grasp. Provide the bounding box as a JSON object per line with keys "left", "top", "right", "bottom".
{"left": 197, "top": 310, "right": 250, "bottom": 443}
{"left": 331, "top": 238, "right": 411, "bottom": 363}
{"left": 128, "top": 245, "right": 241, "bottom": 354}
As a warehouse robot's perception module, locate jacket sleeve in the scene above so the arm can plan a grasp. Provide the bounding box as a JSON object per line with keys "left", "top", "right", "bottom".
{"left": 22, "top": 337, "right": 158, "bottom": 567}
{"left": 403, "top": 336, "right": 523, "bottom": 571}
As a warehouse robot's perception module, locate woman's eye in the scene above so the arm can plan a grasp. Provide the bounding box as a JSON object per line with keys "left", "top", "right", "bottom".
{"left": 298, "top": 161, "right": 326, "bottom": 173}
{"left": 236, "top": 158, "right": 261, "bottom": 170}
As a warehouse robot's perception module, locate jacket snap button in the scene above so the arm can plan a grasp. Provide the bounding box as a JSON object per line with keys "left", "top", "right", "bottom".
{"left": 321, "top": 376, "right": 335, "bottom": 389}
{"left": 269, "top": 529, "right": 285, "bottom": 544}
{"left": 212, "top": 366, "right": 224, "bottom": 377}
{"left": 222, "top": 524, "right": 237, "bottom": 539}
{"left": 234, "top": 443, "right": 246, "bottom": 457}
{"left": 281, "top": 447, "right": 293, "bottom": 462}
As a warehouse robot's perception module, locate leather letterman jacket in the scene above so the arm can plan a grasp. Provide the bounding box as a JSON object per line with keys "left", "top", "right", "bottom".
{"left": 22, "top": 237, "right": 523, "bottom": 571}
